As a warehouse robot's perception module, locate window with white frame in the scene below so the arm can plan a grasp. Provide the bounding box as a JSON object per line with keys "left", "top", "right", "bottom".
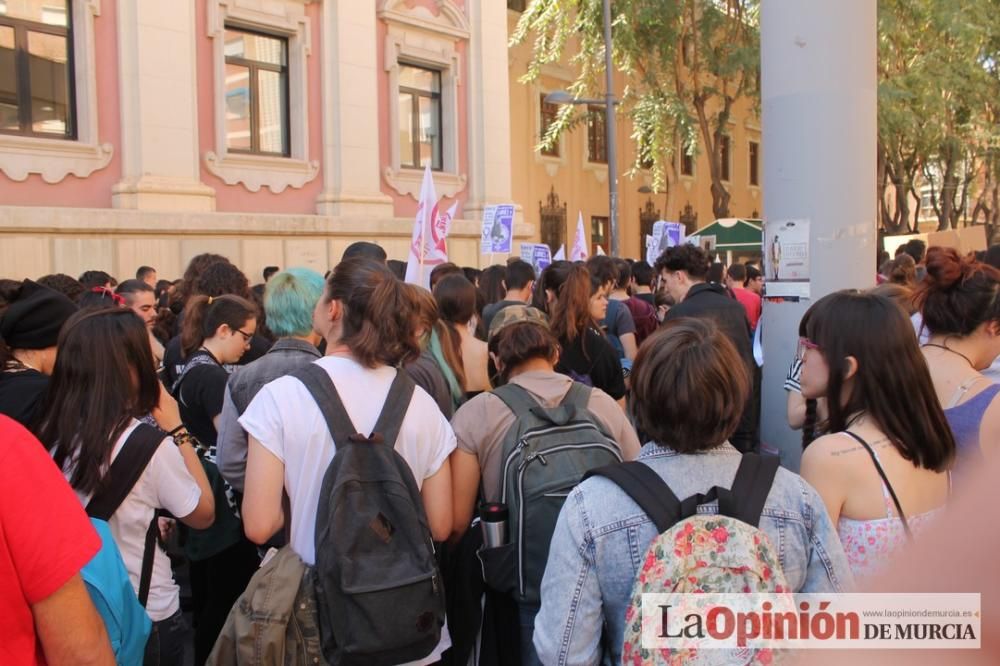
{"left": 0, "top": 0, "right": 111, "bottom": 183}
{"left": 223, "top": 27, "right": 289, "bottom": 157}
{"left": 0, "top": 0, "right": 74, "bottom": 138}
{"left": 397, "top": 63, "right": 442, "bottom": 170}
{"left": 380, "top": 0, "right": 469, "bottom": 198}
{"left": 204, "top": 0, "right": 317, "bottom": 193}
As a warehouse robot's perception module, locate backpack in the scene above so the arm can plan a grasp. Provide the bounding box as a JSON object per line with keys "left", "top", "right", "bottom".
{"left": 587, "top": 454, "right": 786, "bottom": 665}
{"left": 491, "top": 382, "right": 623, "bottom": 605}
{"left": 624, "top": 296, "right": 659, "bottom": 346}
{"left": 83, "top": 423, "right": 164, "bottom": 665}
{"left": 293, "top": 363, "right": 445, "bottom": 666}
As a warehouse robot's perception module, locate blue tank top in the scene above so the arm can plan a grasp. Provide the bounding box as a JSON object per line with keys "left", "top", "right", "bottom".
{"left": 945, "top": 383, "right": 1000, "bottom": 483}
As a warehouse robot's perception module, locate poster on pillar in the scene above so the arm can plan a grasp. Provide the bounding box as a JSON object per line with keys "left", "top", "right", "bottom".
{"left": 764, "top": 219, "right": 811, "bottom": 299}
{"left": 480, "top": 205, "right": 515, "bottom": 254}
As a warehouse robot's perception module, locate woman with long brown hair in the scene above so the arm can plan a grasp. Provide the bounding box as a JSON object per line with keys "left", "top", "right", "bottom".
{"left": 799, "top": 291, "right": 955, "bottom": 581}
{"left": 539, "top": 261, "right": 625, "bottom": 403}
{"left": 434, "top": 274, "right": 491, "bottom": 398}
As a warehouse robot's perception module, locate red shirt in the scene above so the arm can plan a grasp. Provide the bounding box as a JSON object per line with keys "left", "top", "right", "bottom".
{"left": 732, "top": 287, "right": 762, "bottom": 331}
{"left": 0, "top": 415, "right": 100, "bottom": 665}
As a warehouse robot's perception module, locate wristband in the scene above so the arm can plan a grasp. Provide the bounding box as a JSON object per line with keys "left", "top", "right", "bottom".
{"left": 167, "top": 425, "right": 187, "bottom": 437}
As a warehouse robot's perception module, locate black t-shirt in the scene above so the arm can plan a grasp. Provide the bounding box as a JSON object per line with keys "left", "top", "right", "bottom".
{"left": 176, "top": 353, "right": 228, "bottom": 448}
{"left": 0, "top": 369, "right": 49, "bottom": 428}
{"left": 162, "top": 334, "right": 271, "bottom": 388}
{"left": 555, "top": 328, "right": 626, "bottom": 400}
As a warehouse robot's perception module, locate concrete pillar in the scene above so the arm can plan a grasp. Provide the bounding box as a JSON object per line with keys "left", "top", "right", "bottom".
{"left": 760, "top": 0, "right": 877, "bottom": 469}
{"left": 463, "top": 0, "right": 516, "bottom": 232}
{"left": 315, "top": 0, "right": 395, "bottom": 217}
{"left": 112, "top": 0, "right": 215, "bottom": 211}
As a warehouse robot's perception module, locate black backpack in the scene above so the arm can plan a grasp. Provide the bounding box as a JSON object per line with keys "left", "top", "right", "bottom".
{"left": 293, "top": 363, "right": 445, "bottom": 666}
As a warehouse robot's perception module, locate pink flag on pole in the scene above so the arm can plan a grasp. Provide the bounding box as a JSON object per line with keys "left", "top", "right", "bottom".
{"left": 570, "top": 211, "right": 589, "bottom": 261}
{"left": 405, "top": 164, "right": 438, "bottom": 288}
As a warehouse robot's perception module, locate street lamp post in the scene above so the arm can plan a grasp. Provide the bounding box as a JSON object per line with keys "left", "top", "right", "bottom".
{"left": 544, "top": 0, "right": 619, "bottom": 256}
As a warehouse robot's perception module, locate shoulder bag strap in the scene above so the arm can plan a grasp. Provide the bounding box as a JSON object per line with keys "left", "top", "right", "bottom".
{"left": 584, "top": 462, "right": 683, "bottom": 533}
{"left": 843, "top": 431, "right": 912, "bottom": 538}
{"left": 491, "top": 382, "right": 541, "bottom": 418}
{"left": 718, "top": 453, "right": 780, "bottom": 528}
{"left": 292, "top": 363, "right": 360, "bottom": 447}
{"left": 370, "top": 369, "right": 416, "bottom": 447}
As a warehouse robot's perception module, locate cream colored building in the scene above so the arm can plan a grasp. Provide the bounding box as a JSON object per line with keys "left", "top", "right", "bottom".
{"left": 0, "top": 0, "right": 761, "bottom": 282}
{"left": 506, "top": 4, "right": 763, "bottom": 261}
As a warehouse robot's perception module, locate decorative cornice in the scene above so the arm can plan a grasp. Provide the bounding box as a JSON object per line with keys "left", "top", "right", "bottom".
{"left": 204, "top": 152, "right": 320, "bottom": 193}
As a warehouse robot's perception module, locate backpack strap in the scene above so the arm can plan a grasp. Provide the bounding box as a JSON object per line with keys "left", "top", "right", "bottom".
{"left": 717, "top": 453, "right": 780, "bottom": 528}
{"left": 491, "top": 383, "right": 541, "bottom": 419}
{"left": 86, "top": 423, "right": 165, "bottom": 520}
{"left": 293, "top": 363, "right": 361, "bottom": 447}
{"left": 85, "top": 423, "right": 166, "bottom": 608}
{"left": 559, "top": 382, "right": 592, "bottom": 410}
{"left": 584, "top": 462, "right": 683, "bottom": 533}
{"left": 370, "top": 370, "right": 416, "bottom": 447}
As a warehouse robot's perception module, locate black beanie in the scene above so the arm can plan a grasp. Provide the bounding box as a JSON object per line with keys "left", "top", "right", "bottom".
{"left": 0, "top": 280, "right": 79, "bottom": 350}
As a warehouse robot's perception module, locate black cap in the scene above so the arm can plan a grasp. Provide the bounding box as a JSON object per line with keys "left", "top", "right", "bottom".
{"left": 0, "top": 280, "right": 78, "bottom": 349}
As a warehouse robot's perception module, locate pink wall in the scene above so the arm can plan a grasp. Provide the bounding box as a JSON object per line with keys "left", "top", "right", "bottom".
{"left": 195, "top": 0, "right": 324, "bottom": 214}
{"left": 379, "top": 0, "right": 469, "bottom": 219}
{"left": 0, "top": 0, "right": 122, "bottom": 208}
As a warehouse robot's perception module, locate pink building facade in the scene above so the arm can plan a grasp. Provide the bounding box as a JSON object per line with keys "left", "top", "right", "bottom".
{"left": 0, "top": 0, "right": 520, "bottom": 280}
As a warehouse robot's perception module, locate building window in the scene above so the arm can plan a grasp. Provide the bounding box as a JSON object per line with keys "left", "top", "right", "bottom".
{"left": 0, "top": 0, "right": 74, "bottom": 138}
{"left": 591, "top": 216, "right": 608, "bottom": 255}
{"left": 539, "top": 93, "right": 559, "bottom": 157}
{"left": 507, "top": 0, "right": 527, "bottom": 11}
{"left": 680, "top": 146, "right": 694, "bottom": 176}
{"left": 719, "top": 135, "right": 731, "bottom": 182}
{"left": 749, "top": 140, "right": 760, "bottom": 186}
{"left": 223, "top": 28, "right": 289, "bottom": 157}
{"left": 398, "top": 64, "right": 442, "bottom": 171}
{"left": 587, "top": 105, "right": 607, "bottom": 164}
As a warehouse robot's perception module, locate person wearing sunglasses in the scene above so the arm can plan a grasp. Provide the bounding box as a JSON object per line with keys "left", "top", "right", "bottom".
{"left": 798, "top": 291, "right": 954, "bottom": 582}
{"left": 173, "top": 294, "right": 261, "bottom": 663}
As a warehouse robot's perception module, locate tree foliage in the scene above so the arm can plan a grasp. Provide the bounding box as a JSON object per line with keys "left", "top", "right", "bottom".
{"left": 512, "top": 0, "right": 759, "bottom": 219}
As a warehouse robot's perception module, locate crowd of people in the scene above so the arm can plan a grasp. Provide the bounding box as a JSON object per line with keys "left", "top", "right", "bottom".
{"left": 1, "top": 237, "right": 997, "bottom": 665}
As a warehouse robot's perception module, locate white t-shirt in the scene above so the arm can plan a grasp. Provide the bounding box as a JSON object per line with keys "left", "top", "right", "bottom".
{"left": 70, "top": 420, "right": 201, "bottom": 621}
{"left": 239, "top": 356, "right": 456, "bottom": 665}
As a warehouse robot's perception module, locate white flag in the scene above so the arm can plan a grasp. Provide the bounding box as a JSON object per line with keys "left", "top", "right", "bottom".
{"left": 570, "top": 211, "right": 589, "bottom": 261}
{"left": 553, "top": 244, "right": 566, "bottom": 261}
{"left": 404, "top": 164, "right": 438, "bottom": 288}
{"left": 595, "top": 244, "right": 606, "bottom": 256}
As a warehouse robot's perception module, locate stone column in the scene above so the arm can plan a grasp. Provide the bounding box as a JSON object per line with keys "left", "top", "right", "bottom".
{"left": 315, "top": 0, "right": 395, "bottom": 217}
{"left": 760, "top": 0, "right": 877, "bottom": 469}
{"left": 112, "top": 0, "right": 215, "bottom": 211}
{"left": 463, "top": 0, "right": 516, "bottom": 234}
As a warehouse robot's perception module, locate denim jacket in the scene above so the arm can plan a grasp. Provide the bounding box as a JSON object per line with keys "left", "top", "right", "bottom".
{"left": 216, "top": 338, "right": 321, "bottom": 492}
{"left": 533, "top": 442, "right": 854, "bottom": 666}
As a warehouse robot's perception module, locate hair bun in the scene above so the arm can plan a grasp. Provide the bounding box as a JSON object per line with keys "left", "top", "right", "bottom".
{"left": 924, "top": 246, "right": 966, "bottom": 289}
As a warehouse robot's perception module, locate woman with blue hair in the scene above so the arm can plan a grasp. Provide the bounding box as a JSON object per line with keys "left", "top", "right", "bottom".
{"left": 216, "top": 267, "right": 326, "bottom": 493}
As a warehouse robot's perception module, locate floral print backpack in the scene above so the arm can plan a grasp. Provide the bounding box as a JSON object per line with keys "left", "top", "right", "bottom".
{"left": 587, "top": 454, "right": 787, "bottom": 665}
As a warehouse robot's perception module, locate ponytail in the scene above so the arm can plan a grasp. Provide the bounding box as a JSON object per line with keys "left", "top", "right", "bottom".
{"left": 181, "top": 294, "right": 257, "bottom": 358}
{"left": 327, "top": 259, "right": 420, "bottom": 368}
{"left": 549, "top": 264, "right": 598, "bottom": 344}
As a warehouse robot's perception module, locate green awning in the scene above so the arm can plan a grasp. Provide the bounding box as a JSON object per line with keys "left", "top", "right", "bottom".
{"left": 691, "top": 218, "right": 763, "bottom": 250}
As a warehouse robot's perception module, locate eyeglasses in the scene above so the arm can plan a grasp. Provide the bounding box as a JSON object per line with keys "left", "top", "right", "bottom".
{"left": 797, "top": 337, "right": 820, "bottom": 359}
{"left": 235, "top": 329, "right": 254, "bottom": 343}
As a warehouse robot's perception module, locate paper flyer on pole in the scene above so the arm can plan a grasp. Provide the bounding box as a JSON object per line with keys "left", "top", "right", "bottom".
{"left": 764, "top": 219, "right": 810, "bottom": 299}
{"left": 520, "top": 243, "right": 552, "bottom": 275}
{"left": 480, "top": 204, "right": 514, "bottom": 254}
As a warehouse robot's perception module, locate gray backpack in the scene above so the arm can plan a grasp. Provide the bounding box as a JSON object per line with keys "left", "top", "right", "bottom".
{"left": 493, "top": 382, "right": 623, "bottom": 605}
{"left": 293, "top": 364, "right": 445, "bottom": 666}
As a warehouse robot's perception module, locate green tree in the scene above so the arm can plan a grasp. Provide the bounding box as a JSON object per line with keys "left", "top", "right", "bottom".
{"left": 512, "top": 0, "right": 760, "bottom": 219}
